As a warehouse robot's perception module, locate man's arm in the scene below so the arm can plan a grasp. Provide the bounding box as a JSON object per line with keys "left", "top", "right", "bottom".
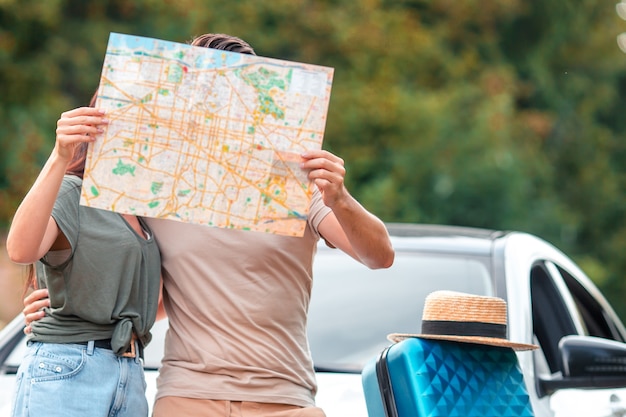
{"left": 301, "top": 150, "right": 394, "bottom": 269}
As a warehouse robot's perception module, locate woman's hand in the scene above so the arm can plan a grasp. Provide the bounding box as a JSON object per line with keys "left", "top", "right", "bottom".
{"left": 22, "top": 288, "right": 50, "bottom": 334}
{"left": 55, "top": 107, "right": 108, "bottom": 162}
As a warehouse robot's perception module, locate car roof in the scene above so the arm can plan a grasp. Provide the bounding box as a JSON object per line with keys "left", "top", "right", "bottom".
{"left": 384, "top": 222, "right": 504, "bottom": 239}
{"left": 367, "top": 223, "right": 511, "bottom": 256}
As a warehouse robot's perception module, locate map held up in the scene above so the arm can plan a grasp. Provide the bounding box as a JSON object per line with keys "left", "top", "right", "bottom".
{"left": 81, "top": 33, "right": 334, "bottom": 236}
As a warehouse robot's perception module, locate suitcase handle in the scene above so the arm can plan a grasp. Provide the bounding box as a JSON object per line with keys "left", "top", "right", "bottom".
{"left": 375, "top": 346, "right": 399, "bottom": 417}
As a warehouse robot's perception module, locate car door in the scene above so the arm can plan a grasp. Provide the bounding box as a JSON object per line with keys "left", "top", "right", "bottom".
{"left": 531, "top": 260, "right": 626, "bottom": 417}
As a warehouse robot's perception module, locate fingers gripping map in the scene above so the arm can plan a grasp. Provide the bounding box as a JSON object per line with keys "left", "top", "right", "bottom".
{"left": 80, "top": 33, "right": 334, "bottom": 236}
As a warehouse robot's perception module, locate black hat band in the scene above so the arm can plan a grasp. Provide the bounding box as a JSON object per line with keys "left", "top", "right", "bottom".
{"left": 421, "top": 320, "right": 507, "bottom": 339}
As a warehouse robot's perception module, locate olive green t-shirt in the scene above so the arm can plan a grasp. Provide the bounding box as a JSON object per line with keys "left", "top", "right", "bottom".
{"left": 30, "top": 175, "right": 161, "bottom": 355}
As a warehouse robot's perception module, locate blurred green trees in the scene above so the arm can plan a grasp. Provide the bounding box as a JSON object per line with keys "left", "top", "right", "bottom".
{"left": 0, "top": 0, "right": 624, "bottom": 315}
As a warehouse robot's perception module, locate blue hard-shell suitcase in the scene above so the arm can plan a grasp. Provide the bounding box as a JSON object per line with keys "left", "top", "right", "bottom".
{"left": 361, "top": 338, "right": 535, "bottom": 417}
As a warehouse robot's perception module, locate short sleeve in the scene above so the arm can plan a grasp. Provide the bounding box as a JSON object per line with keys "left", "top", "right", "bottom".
{"left": 307, "top": 186, "right": 332, "bottom": 235}
{"left": 50, "top": 176, "right": 82, "bottom": 251}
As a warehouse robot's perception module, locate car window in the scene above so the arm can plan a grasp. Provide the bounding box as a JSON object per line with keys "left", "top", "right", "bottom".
{"left": 530, "top": 262, "right": 578, "bottom": 374}
{"left": 556, "top": 265, "right": 626, "bottom": 343}
{"left": 4, "top": 346, "right": 23, "bottom": 371}
{"left": 307, "top": 249, "right": 493, "bottom": 372}
{"left": 531, "top": 260, "right": 626, "bottom": 377}
{"left": 1, "top": 326, "right": 26, "bottom": 374}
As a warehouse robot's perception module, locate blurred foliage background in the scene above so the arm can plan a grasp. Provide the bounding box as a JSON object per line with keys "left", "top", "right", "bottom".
{"left": 0, "top": 0, "right": 625, "bottom": 324}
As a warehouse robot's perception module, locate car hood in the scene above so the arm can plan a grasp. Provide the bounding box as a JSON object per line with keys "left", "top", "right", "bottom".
{"left": 314, "top": 372, "right": 368, "bottom": 417}
{"left": 0, "top": 376, "right": 15, "bottom": 415}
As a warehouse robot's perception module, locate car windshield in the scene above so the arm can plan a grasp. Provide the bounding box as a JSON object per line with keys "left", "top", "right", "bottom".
{"left": 307, "top": 248, "right": 494, "bottom": 372}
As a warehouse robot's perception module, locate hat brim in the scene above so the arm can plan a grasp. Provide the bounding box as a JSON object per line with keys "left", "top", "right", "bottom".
{"left": 387, "top": 333, "right": 538, "bottom": 351}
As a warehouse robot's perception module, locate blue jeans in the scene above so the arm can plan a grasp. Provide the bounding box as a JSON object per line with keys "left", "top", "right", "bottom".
{"left": 11, "top": 341, "right": 148, "bottom": 417}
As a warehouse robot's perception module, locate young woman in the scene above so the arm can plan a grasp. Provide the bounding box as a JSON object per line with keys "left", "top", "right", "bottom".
{"left": 6, "top": 99, "right": 162, "bottom": 417}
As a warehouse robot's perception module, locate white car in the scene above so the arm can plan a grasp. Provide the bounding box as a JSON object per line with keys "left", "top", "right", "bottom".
{"left": 2, "top": 223, "right": 626, "bottom": 416}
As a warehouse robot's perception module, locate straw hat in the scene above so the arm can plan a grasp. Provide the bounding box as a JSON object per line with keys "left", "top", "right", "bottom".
{"left": 387, "top": 290, "right": 538, "bottom": 351}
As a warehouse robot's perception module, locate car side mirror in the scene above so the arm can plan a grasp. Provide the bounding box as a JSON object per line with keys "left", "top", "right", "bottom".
{"left": 537, "top": 335, "right": 626, "bottom": 397}
{"left": 560, "top": 335, "right": 626, "bottom": 377}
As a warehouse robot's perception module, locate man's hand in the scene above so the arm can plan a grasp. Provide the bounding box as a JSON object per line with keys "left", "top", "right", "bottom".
{"left": 302, "top": 149, "right": 394, "bottom": 270}
{"left": 300, "top": 149, "right": 347, "bottom": 209}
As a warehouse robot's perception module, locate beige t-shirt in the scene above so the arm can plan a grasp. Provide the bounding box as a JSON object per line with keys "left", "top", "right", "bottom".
{"left": 145, "top": 189, "right": 332, "bottom": 407}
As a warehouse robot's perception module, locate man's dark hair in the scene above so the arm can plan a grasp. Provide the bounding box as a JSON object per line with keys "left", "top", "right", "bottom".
{"left": 190, "top": 33, "right": 256, "bottom": 56}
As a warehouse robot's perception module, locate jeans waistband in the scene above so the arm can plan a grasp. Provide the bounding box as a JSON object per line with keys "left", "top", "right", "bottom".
{"left": 75, "top": 336, "right": 143, "bottom": 359}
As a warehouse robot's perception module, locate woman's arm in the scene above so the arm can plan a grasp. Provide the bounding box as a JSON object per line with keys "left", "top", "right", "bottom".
{"left": 23, "top": 281, "right": 167, "bottom": 333}
{"left": 6, "top": 107, "right": 107, "bottom": 264}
